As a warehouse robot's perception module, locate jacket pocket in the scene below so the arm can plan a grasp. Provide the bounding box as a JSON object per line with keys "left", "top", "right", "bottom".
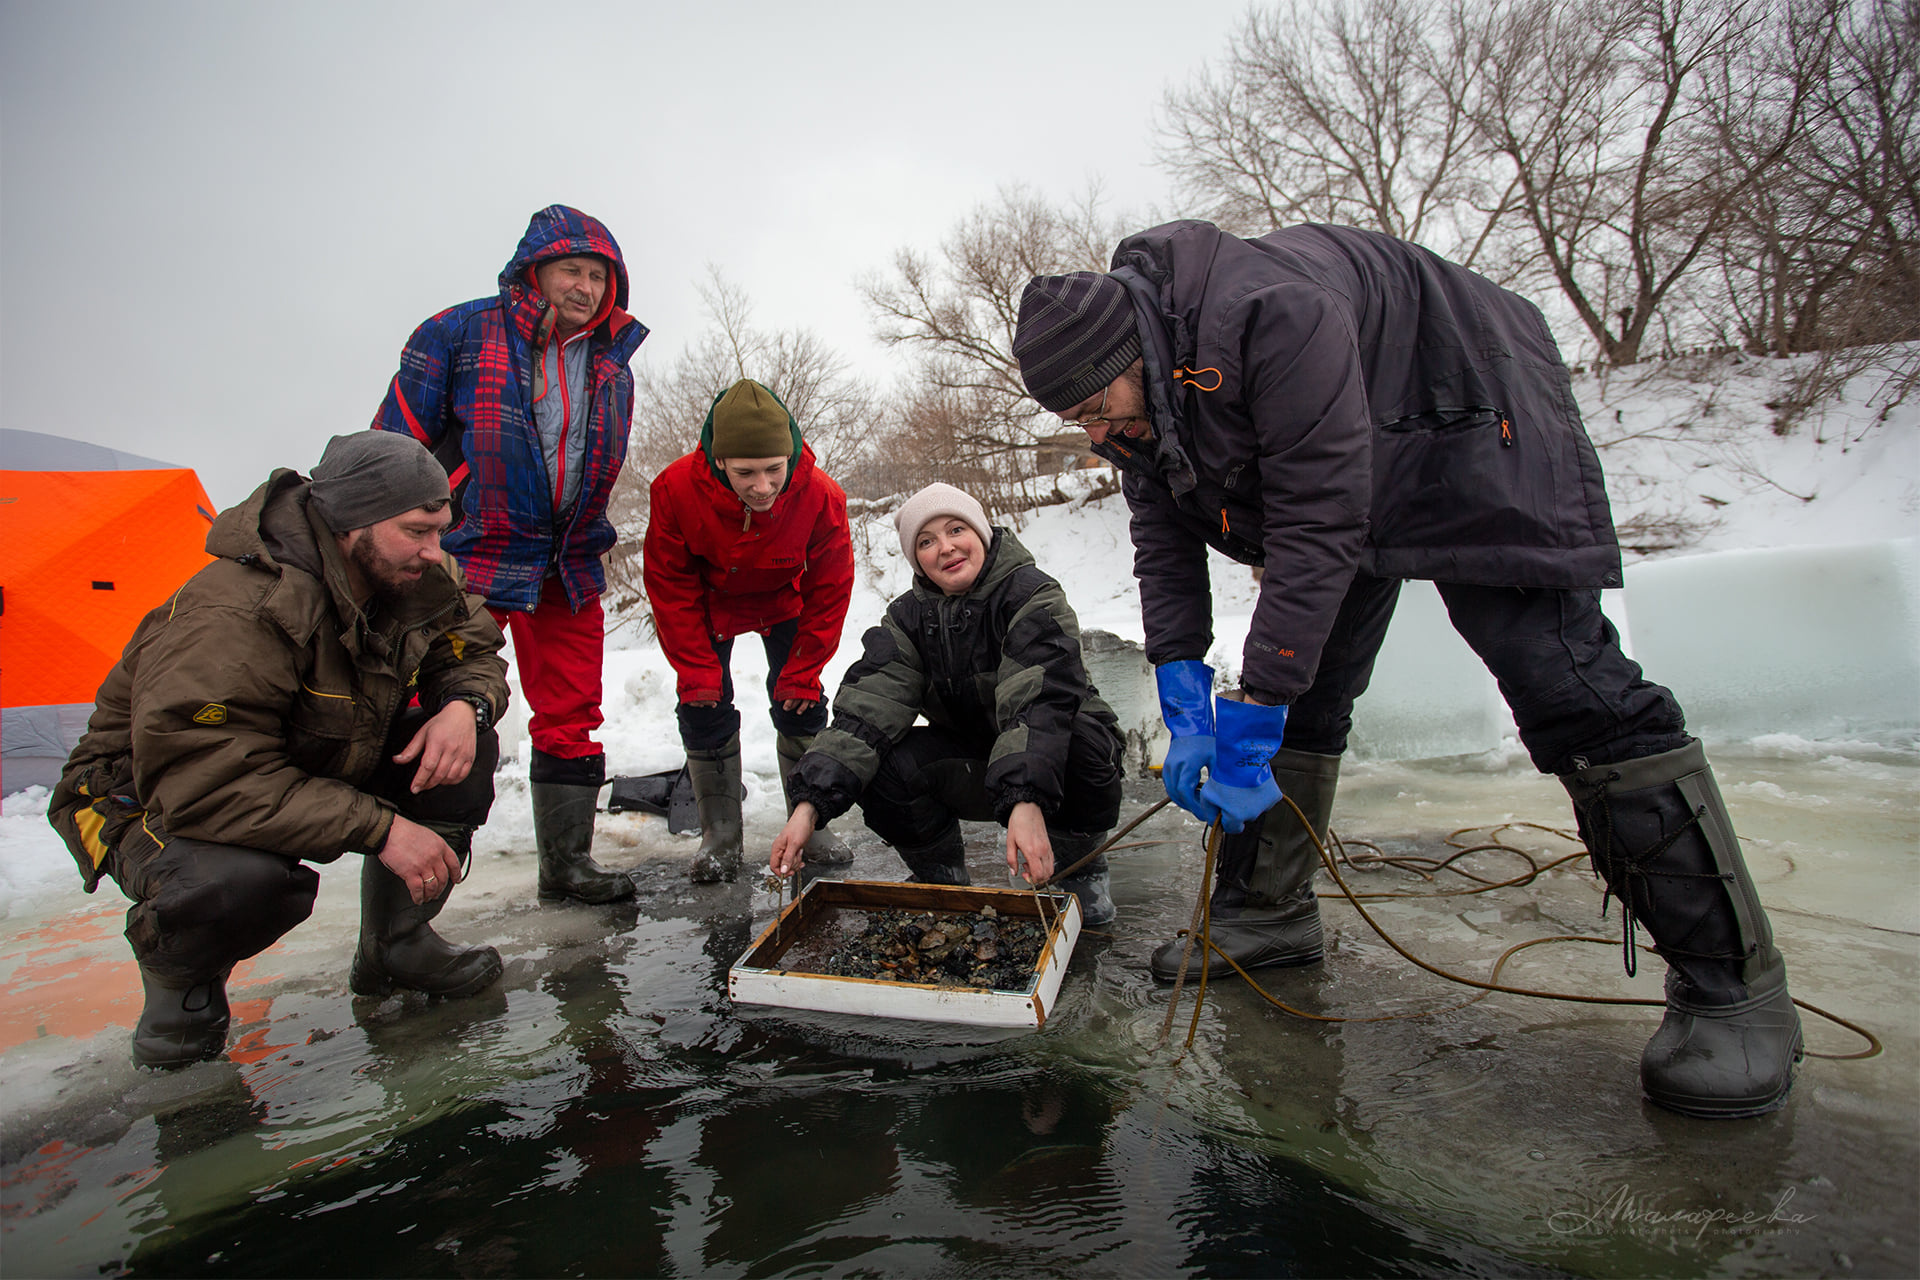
{"left": 1378, "top": 405, "right": 1507, "bottom": 438}
{"left": 289, "top": 684, "right": 356, "bottom": 774}
{"left": 1370, "top": 404, "right": 1561, "bottom": 550}
{"left": 49, "top": 755, "right": 142, "bottom": 892}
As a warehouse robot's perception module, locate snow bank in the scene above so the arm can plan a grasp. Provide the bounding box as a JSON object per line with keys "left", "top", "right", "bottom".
{"left": 6, "top": 351, "right": 1915, "bottom": 913}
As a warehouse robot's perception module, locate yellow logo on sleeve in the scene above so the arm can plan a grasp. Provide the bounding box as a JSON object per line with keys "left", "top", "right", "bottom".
{"left": 191, "top": 703, "right": 228, "bottom": 725}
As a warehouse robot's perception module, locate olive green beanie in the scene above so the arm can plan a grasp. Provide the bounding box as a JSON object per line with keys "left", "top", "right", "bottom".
{"left": 709, "top": 379, "right": 792, "bottom": 459}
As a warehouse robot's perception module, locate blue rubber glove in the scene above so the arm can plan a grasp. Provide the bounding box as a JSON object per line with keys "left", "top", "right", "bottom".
{"left": 1200, "top": 697, "right": 1289, "bottom": 833}
{"left": 1155, "top": 661, "right": 1221, "bottom": 825}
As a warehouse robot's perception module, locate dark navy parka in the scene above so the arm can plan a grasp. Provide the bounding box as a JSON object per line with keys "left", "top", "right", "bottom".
{"left": 1095, "top": 221, "right": 1622, "bottom": 702}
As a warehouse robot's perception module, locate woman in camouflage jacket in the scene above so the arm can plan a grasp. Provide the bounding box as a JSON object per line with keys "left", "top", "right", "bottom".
{"left": 771, "top": 484, "right": 1124, "bottom": 925}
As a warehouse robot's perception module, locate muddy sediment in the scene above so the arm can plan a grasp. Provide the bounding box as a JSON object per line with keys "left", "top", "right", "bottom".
{"left": 792, "top": 906, "right": 1048, "bottom": 990}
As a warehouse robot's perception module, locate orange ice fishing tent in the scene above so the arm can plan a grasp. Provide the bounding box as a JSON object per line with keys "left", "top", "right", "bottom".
{"left": 2, "top": 429, "right": 217, "bottom": 795}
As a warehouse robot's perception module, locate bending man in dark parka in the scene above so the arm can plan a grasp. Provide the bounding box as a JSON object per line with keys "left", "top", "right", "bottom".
{"left": 1012, "top": 220, "right": 1800, "bottom": 1119}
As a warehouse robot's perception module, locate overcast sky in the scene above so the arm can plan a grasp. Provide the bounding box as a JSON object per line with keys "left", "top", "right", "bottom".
{"left": 2, "top": 0, "right": 1248, "bottom": 506}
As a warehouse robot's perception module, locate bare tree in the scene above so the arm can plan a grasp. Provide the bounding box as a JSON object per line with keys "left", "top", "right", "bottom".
{"left": 1159, "top": 0, "right": 1518, "bottom": 272}
{"left": 855, "top": 184, "right": 1132, "bottom": 507}
{"left": 1700, "top": 0, "right": 1841, "bottom": 357}
{"left": 1155, "top": 0, "right": 1911, "bottom": 373}
{"left": 1464, "top": 0, "right": 1784, "bottom": 364}
{"left": 1687, "top": 0, "right": 1918, "bottom": 428}
{"left": 630, "top": 269, "right": 874, "bottom": 477}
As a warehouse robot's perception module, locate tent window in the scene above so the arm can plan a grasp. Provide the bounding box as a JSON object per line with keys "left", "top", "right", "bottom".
{"left": 91, "top": 581, "right": 115, "bottom": 590}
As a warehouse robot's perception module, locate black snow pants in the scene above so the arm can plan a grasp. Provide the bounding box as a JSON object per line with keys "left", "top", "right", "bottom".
{"left": 107, "top": 711, "right": 499, "bottom": 985}
{"left": 676, "top": 617, "right": 831, "bottom": 751}
{"left": 855, "top": 714, "right": 1124, "bottom": 850}
{"left": 1282, "top": 574, "right": 1690, "bottom": 775}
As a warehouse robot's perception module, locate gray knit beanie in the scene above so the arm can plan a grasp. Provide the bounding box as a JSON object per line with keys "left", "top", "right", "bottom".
{"left": 1012, "top": 272, "right": 1142, "bottom": 412}
{"left": 895, "top": 483, "right": 993, "bottom": 565}
{"left": 308, "top": 432, "right": 451, "bottom": 533}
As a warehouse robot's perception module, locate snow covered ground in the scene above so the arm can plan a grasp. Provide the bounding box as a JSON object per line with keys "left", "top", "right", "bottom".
{"left": 2, "top": 350, "right": 1916, "bottom": 1275}
{"left": 6, "top": 348, "right": 1915, "bottom": 902}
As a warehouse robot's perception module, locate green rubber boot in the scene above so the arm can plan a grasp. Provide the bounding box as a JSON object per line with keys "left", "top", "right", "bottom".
{"left": 132, "top": 967, "right": 233, "bottom": 1069}
{"left": 350, "top": 829, "right": 503, "bottom": 999}
{"left": 532, "top": 780, "right": 636, "bottom": 904}
{"left": 1150, "top": 746, "right": 1340, "bottom": 981}
{"left": 688, "top": 735, "right": 745, "bottom": 884}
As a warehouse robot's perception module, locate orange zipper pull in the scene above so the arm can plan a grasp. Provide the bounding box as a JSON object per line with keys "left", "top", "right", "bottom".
{"left": 1500, "top": 416, "right": 1513, "bottom": 447}
{"left": 1175, "top": 366, "right": 1224, "bottom": 392}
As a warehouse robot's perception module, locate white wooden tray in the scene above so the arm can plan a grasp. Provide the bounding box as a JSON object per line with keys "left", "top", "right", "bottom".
{"left": 728, "top": 879, "right": 1081, "bottom": 1029}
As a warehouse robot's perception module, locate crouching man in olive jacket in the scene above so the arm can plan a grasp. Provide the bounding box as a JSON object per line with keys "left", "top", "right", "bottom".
{"left": 51, "top": 433, "right": 512, "bottom": 1069}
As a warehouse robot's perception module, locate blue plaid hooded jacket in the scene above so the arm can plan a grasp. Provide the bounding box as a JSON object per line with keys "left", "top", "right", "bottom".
{"left": 373, "top": 205, "right": 648, "bottom": 612}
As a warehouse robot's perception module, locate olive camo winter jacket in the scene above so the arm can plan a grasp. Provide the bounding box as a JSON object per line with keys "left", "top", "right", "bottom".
{"left": 49, "top": 471, "right": 510, "bottom": 890}
{"left": 787, "top": 529, "right": 1122, "bottom": 826}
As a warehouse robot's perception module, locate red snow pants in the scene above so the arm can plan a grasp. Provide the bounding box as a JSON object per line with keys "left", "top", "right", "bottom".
{"left": 490, "top": 577, "right": 605, "bottom": 761}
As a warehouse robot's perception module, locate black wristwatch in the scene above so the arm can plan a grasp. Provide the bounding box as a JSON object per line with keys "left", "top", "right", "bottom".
{"left": 449, "top": 693, "right": 492, "bottom": 734}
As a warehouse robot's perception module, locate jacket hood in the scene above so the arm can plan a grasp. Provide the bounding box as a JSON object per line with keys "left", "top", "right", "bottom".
{"left": 207, "top": 470, "right": 319, "bottom": 574}
{"left": 698, "top": 382, "right": 805, "bottom": 490}
{"left": 1097, "top": 220, "right": 1234, "bottom": 503}
{"left": 1108, "top": 220, "right": 1230, "bottom": 366}
{"left": 500, "top": 204, "right": 633, "bottom": 336}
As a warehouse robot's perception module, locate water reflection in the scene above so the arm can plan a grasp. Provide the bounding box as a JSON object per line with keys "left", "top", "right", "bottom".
{"left": 7, "top": 762, "right": 1914, "bottom": 1277}
{"left": 96, "top": 906, "right": 1510, "bottom": 1279}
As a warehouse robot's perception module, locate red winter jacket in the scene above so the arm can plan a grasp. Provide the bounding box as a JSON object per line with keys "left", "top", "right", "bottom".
{"left": 644, "top": 437, "right": 853, "bottom": 705}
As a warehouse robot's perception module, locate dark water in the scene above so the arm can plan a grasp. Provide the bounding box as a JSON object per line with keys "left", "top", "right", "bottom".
{"left": 10, "top": 927, "right": 1534, "bottom": 1279}
{"left": 113, "top": 1047, "right": 1531, "bottom": 1278}
{"left": 5, "top": 763, "right": 1914, "bottom": 1278}
{"left": 1, "top": 836, "right": 1541, "bottom": 1279}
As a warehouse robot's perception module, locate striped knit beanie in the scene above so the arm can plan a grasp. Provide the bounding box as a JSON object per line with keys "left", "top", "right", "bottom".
{"left": 1012, "top": 272, "right": 1142, "bottom": 412}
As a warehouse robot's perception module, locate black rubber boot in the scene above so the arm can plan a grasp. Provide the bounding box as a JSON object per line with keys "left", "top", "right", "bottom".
{"left": 776, "top": 733, "right": 853, "bottom": 866}
{"left": 132, "top": 966, "right": 233, "bottom": 1069}
{"left": 1562, "top": 739, "right": 1802, "bottom": 1118}
{"left": 532, "top": 782, "right": 636, "bottom": 903}
{"left": 897, "top": 826, "right": 970, "bottom": 885}
{"left": 1050, "top": 831, "right": 1115, "bottom": 928}
{"left": 688, "top": 735, "right": 745, "bottom": 883}
{"left": 350, "top": 833, "right": 504, "bottom": 999}
{"left": 1151, "top": 746, "right": 1340, "bottom": 981}
{"left": 530, "top": 751, "right": 634, "bottom": 904}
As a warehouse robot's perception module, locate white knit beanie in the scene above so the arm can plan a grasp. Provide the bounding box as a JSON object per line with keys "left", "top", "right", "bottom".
{"left": 894, "top": 483, "right": 992, "bottom": 564}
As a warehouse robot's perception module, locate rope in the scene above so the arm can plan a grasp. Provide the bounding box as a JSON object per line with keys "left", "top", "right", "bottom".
{"left": 1041, "top": 797, "right": 1173, "bottom": 888}
{"left": 1156, "top": 795, "right": 1882, "bottom": 1060}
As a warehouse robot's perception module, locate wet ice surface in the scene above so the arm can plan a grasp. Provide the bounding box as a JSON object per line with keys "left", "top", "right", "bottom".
{"left": 2, "top": 748, "right": 1914, "bottom": 1278}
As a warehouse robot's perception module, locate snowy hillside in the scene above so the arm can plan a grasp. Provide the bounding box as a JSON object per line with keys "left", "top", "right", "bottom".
{"left": 1574, "top": 350, "right": 1918, "bottom": 557}
{"left": 2, "top": 349, "right": 1914, "bottom": 911}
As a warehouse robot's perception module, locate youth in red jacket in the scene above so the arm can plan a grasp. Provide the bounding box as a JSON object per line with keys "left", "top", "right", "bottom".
{"left": 644, "top": 380, "right": 854, "bottom": 753}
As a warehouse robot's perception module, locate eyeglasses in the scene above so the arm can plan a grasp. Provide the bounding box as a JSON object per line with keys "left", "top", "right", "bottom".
{"left": 1069, "top": 386, "right": 1146, "bottom": 439}
{"left": 1068, "top": 387, "right": 1112, "bottom": 433}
